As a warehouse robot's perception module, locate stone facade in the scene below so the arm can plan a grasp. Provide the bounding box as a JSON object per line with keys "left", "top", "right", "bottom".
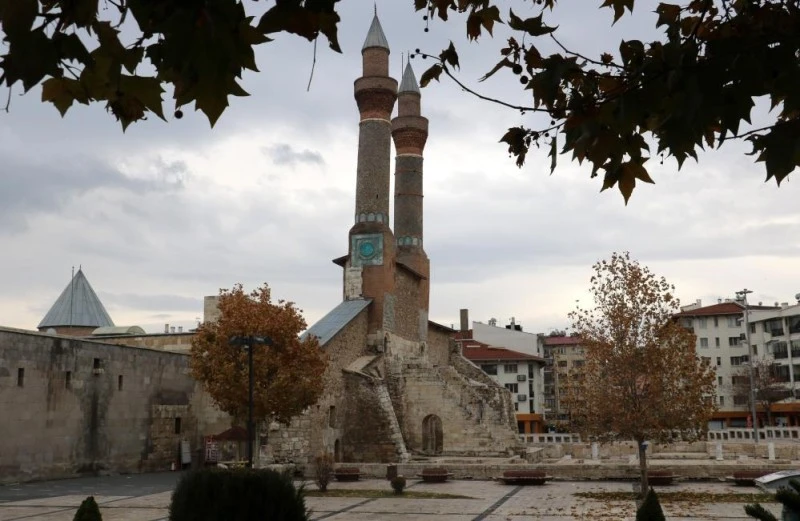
{"left": 0, "top": 327, "right": 229, "bottom": 483}
{"left": 96, "top": 332, "right": 195, "bottom": 353}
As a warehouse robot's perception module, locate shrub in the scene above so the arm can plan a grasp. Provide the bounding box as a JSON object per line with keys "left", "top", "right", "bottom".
{"left": 745, "top": 478, "right": 800, "bottom": 520}
{"left": 391, "top": 475, "right": 407, "bottom": 495}
{"left": 314, "top": 453, "right": 335, "bottom": 492}
{"left": 169, "top": 468, "right": 309, "bottom": 521}
{"left": 73, "top": 496, "right": 102, "bottom": 521}
{"left": 636, "top": 488, "right": 666, "bottom": 521}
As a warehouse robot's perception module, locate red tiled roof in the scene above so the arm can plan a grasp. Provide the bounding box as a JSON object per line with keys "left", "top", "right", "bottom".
{"left": 543, "top": 335, "right": 581, "bottom": 346}
{"left": 674, "top": 302, "right": 780, "bottom": 318}
{"left": 461, "top": 343, "right": 543, "bottom": 362}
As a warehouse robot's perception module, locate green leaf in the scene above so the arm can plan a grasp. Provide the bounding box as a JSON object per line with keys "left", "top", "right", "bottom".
{"left": 41, "top": 77, "right": 83, "bottom": 116}
{"left": 508, "top": 9, "right": 557, "bottom": 37}
{"left": 500, "top": 126, "right": 529, "bottom": 167}
{"left": 439, "top": 41, "right": 459, "bottom": 70}
{"left": 549, "top": 135, "right": 558, "bottom": 174}
{"left": 0, "top": 0, "right": 38, "bottom": 40}
{"left": 119, "top": 75, "right": 165, "bottom": 120}
{"left": 466, "top": 6, "right": 502, "bottom": 40}
{"left": 419, "top": 64, "right": 443, "bottom": 88}
{"left": 600, "top": 0, "right": 635, "bottom": 24}
{"left": 656, "top": 3, "right": 681, "bottom": 28}
{"left": 479, "top": 58, "right": 512, "bottom": 82}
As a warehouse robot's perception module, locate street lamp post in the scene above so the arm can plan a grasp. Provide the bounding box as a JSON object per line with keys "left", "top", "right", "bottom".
{"left": 737, "top": 289, "right": 759, "bottom": 444}
{"left": 229, "top": 335, "right": 274, "bottom": 468}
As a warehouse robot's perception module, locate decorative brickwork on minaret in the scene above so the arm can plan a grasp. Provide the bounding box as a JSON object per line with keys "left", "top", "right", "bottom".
{"left": 347, "top": 12, "right": 398, "bottom": 334}
{"left": 392, "top": 63, "right": 430, "bottom": 313}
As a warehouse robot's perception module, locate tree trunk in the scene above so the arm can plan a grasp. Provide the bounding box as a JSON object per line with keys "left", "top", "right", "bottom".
{"left": 766, "top": 406, "right": 773, "bottom": 427}
{"left": 638, "top": 439, "right": 649, "bottom": 498}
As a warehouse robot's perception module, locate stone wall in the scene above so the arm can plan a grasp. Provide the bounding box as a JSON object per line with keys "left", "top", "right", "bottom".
{"left": 0, "top": 327, "right": 229, "bottom": 483}
{"left": 262, "top": 308, "right": 371, "bottom": 466}
{"left": 392, "top": 269, "right": 420, "bottom": 341}
{"left": 96, "top": 333, "right": 195, "bottom": 353}
{"left": 340, "top": 373, "right": 400, "bottom": 462}
{"left": 426, "top": 324, "right": 451, "bottom": 367}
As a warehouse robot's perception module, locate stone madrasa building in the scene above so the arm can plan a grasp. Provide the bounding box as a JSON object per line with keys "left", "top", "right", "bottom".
{"left": 257, "top": 13, "right": 520, "bottom": 464}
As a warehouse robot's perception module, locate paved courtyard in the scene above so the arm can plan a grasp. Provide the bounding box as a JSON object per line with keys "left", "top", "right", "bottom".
{"left": 0, "top": 472, "right": 783, "bottom": 520}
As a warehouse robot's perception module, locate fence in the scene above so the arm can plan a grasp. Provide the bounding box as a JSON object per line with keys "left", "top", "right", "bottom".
{"left": 706, "top": 427, "right": 800, "bottom": 442}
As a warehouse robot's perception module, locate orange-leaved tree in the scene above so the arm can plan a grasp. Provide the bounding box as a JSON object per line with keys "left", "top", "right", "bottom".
{"left": 567, "top": 252, "right": 716, "bottom": 495}
{"left": 190, "top": 283, "right": 327, "bottom": 426}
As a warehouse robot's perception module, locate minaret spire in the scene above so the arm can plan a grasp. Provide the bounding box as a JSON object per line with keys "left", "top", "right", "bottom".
{"left": 348, "top": 9, "right": 399, "bottom": 334}
{"left": 392, "top": 61, "right": 430, "bottom": 313}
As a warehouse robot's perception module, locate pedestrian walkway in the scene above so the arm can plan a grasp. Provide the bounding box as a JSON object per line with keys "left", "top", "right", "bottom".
{"left": 0, "top": 474, "right": 783, "bottom": 520}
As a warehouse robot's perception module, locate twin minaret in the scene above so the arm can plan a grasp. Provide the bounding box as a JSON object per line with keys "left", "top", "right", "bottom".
{"left": 345, "top": 12, "right": 430, "bottom": 335}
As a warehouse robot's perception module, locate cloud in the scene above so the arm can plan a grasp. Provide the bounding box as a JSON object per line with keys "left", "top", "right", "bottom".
{"left": 0, "top": 152, "right": 184, "bottom": 233}
{"left": 263, "top": 144, "right": 325, "bottom": 167}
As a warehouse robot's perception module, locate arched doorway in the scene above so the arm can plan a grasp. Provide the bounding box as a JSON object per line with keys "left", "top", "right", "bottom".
{"left": 422, "top": 414, "right": 443, "bottom": 454}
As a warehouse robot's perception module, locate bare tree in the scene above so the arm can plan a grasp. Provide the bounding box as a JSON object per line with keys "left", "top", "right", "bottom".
{"left": 567, "top": 252, "right": 717, "bottom": 496}
{"left": 729, "top": 358, "right": 792, "bottom": 427}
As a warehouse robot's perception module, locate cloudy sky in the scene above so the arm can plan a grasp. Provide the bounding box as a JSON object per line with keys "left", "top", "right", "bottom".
{"left": 1, "top": 1, "right": 798, "bottom": 335}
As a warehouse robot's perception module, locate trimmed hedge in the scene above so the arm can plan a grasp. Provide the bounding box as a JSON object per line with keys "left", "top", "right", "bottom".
{"left": 636, "top": 488, "right": 666, "bottom": 521}
{"left": 169, "top": 468, "right": 309, "bottom": 521}
{"left": 73, "top": 496, "right": 102, "bottom": 521}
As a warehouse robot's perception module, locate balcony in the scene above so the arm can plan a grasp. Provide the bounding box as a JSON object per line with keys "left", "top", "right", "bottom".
{"left": 775, "top": 350, "right": 789, "bottom": 360}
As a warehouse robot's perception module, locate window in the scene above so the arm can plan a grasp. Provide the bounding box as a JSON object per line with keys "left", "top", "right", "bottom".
{"left": 753, "top": 344, "right": 758, "bottom": 355}
{"left": 503, "top": 364, "right": 518, "bottom": 373}
{"left": 505, "top": 383, "right": 519, "bottom": 393}
{"left": 715, "top": 337, "right": 721, "bottom": 348}
{"left": 480, "top": 364, "right": 497, "bottom": 375}
{"left": 701, "top": 357, "right": 711, "bottom": 366}
{"left": 174, "top": 417, "right": 182, "bottom": 434}
{"left": 717, "top": 376, "right": 723, "bottom": 385}
{"left": 719, "top": 396, "right": 725, "bottom": 406}
{"left": 731, "top": 355, "right": 750, "bottom": 366}
{"left": 750, "top": 323, "right": 757, "bottom": 334}
{"left": 682, "top": 318, "right": 693, "bottom": 328}
{"left": 728, "top": 337, "right": 741, "bottom": 347}
{"left": 17, "top": 368, "right": 24, "bottom": 387}
{"left": 529, "top": 399, "right": 535, "bottom": 413}
{"left": 727, "top": 316, "right": 740, "bottom": 328}
{"left": 698, "top": 317, "right": 708, "bottom": 329}
{"left": 573, "top": 360, "right": 585, "bottom": 368}
{"left": 765, "top": 319, "right": 784, "bottom": 336}
{"left": 699, "top": 338, "right": 709, "bottom": 348}
{"left": 716, "top": 357, "right": 722, "bottom": 366}
{"left": 773, "top": 341, "right": 789, "bottom": 359}
{"left": 558, "top": 360, "right": 568, "bottom": 368}
{"left": 93, "top": 358, "right": 101, "bottom": 369}
{"left": 714, "top": 317, "right": 719, "bottom": 328}
{"left": 514, "top": 403, "right": 519, "bottom": 411}
{"left": 734, "top": 395, "right": 748, "bottom": 406}
{"left": 790, "top": 316, "right": 800, "bottom": 334}
{"left": 118, "top": 375, "right": 124, "bottom": 391}
{"left": 329, "top": 406, "right": 336, "bottom": 428}
{"left": 65, "top": 371, "right": 71, "bottom": 389}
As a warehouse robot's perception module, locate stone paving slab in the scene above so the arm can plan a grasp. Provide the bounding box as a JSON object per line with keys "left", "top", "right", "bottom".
{"left": 0, "top": 476, "right": 788, "bottom": 520}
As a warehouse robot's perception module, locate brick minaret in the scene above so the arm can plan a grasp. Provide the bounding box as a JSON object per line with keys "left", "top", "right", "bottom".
{"left": 392, "top": 62, "right": 430, "bottom": 312}
{"left": 347, "top": 12, "right": 398, "bottom": 333}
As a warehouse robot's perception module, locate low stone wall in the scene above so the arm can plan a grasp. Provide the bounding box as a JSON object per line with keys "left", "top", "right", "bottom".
{"left": 333, "top": 462, "right": 794, "bottom": 482}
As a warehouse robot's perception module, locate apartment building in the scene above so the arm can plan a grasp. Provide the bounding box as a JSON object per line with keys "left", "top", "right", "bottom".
{"left": 542, "top": 335, "right": 585, "bottom": 424}
{"left": 675, "top": 298, "right": 782, "bottom": 429}
{"left": 455, "top": 310, "right": 546, "bottom": 433}
{"left": 746, "top": 301, "right": 800, "bottom": 426}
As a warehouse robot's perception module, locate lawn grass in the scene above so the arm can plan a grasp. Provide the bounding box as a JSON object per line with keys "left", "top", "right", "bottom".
{"left": 575, "top": 491, "right": 777, "bottom": 503}
{"left": 305, "top": 489, "right": 474, "bottom": 499}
